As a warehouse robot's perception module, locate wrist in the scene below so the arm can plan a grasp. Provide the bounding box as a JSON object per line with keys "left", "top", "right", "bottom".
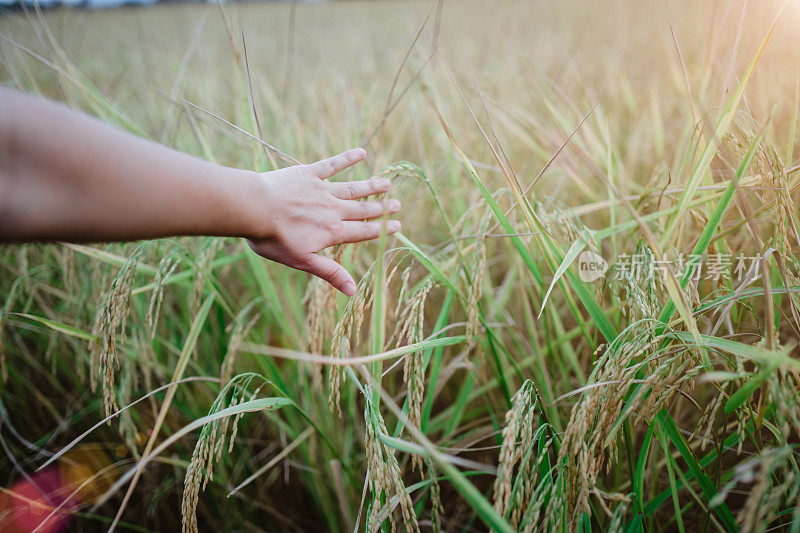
{"left": 225, "top": 168, "right": 275, "bottom": 240}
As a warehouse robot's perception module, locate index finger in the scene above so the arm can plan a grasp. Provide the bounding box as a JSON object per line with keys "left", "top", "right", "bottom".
{"left": 310, "top": 148, "right": 366, "bottom": 179}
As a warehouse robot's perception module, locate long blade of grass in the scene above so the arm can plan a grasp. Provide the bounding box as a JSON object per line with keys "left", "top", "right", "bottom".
{"left": 538, "top": 238, "right": 586, "bottom": 319}
{"left": 101, "top": 396, "right": 292, "bottom": 509}
{"left": 657, "top": 411, "right": 737, "bottom": 532}
{"left": 661, "top": 7, "right": 783, "bottom": 244}
{"left": 724, "top": 360, "right": 779, "bottom": 414}
{"left": 633, "top": 420, "right": 656, "bottom": 514}
{"left": 657, "top": 421, "right": 686, "bottom": 533}
{"left": 669, "top": 331, "right": 797, "bottom": 370}
{"left": 239, "top": 335, "right": 465, "bottom": 366}
{"left": 658, "top": 112, "right": 768, "bottom": 326}
{"left": 38, "top": 376, "right": 219, "bottom": 471}
{"left": 10, "top": 313, "right": 97, "bottom": 341}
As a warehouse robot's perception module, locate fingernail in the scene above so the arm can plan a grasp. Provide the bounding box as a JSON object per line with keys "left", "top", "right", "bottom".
{"left": 352, "top": 147, "right": 366, "bottom": 159}
{"left": 388, "top": 220, "right": 401, "bottom": 233}
{"left": 342, "top": 281, "right": 356, "bottom": 296}
{"left": 388, "top": 199, "right": 401, "bottom": 211}
{"left": 380, "top": 178, "right": 392, "bottom": 190}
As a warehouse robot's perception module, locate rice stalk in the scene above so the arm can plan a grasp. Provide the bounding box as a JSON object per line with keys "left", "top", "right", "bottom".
{"left": 329, "top": 265, "right": 375, "bottom": 414}
{"left": 557, "top": 322, "right": 698, "bottom": 525}
{"left": 364, "top": 400, "right": 420, "bottom": 533}
{"left": 465, "top": 227, "right": 487, "bottom": 353}
{"left": 396, "top": 278, "right": 435, "bottom": 449}
{"left": 303, "top": 247, "right": 343, "bottom": 388}
{"left": 711, "top": 445, "right": 798, "bottom": 533}
{"left": 189, "top": 238, "right": 224, "bottom": 311}
{"left": 425, "top": 458, "right": 443, "bottom": 531}
{"left": 89, "top": 245, "right": 144, "bottom": 418}
{"left": 145, "top": 250, "right": 179, "bottom": 341}
{"left": 181, "top": 373, "right": 267, "bottom": 533}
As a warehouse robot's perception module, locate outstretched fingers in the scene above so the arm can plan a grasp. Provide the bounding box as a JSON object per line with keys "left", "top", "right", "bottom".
{"left": 338, "top": 220, "right": 401, "bottom": 244}
{"left": 331, "top": 177, "right": 392, "bottom": 200}
{"left": 291, "top": 148, "right": 402, "bottom": 295}
{"left": 311, "top": 148, "right": 366, "bottom": 179}
{"left": 297, "top": 218, "right": 401, "bottom": 295}
{"left": 339, "top": 198, "right": 401, "bottom": 221}
{"left": 299, "top": 253, "right": 357, "bottom": 296}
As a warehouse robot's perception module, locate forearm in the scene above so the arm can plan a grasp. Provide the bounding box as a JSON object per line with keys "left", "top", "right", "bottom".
{"left": 0, "top": 89, "right": 402, "bottom": 295}
{"left": 0, "top": 89, "right": 261, "bottom": 243}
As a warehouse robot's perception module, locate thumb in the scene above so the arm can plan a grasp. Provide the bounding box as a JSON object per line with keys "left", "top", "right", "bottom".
{"left": 299, "top": 253, "right": 357, "bottom": 296}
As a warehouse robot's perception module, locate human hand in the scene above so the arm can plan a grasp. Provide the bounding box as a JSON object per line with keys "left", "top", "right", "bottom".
{"left": 247, "top": 148, "right": 400, "bottom": 296}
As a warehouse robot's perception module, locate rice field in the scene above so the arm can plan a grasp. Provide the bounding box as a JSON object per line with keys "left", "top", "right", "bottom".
{"left": 2, "top": 0, "right": 800, "bottom": 531}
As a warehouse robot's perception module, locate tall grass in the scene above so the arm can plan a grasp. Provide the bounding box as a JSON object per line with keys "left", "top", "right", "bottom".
{"left": 2, "top": 0, "right": 800, "bottom": 531}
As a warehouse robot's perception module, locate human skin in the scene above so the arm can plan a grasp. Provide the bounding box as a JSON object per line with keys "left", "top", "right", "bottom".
{"left": 0, "top": 88, "right": 401, "bottom": 296}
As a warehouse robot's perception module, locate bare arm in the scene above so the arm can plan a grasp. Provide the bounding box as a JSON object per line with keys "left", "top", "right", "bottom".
{"left": 0, "top": 89, "right": 400, "bottom": 295}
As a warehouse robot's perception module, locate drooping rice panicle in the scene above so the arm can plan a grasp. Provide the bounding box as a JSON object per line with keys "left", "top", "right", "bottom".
{"left": 89, "top": 245, "right": 144, "bottom": 418}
